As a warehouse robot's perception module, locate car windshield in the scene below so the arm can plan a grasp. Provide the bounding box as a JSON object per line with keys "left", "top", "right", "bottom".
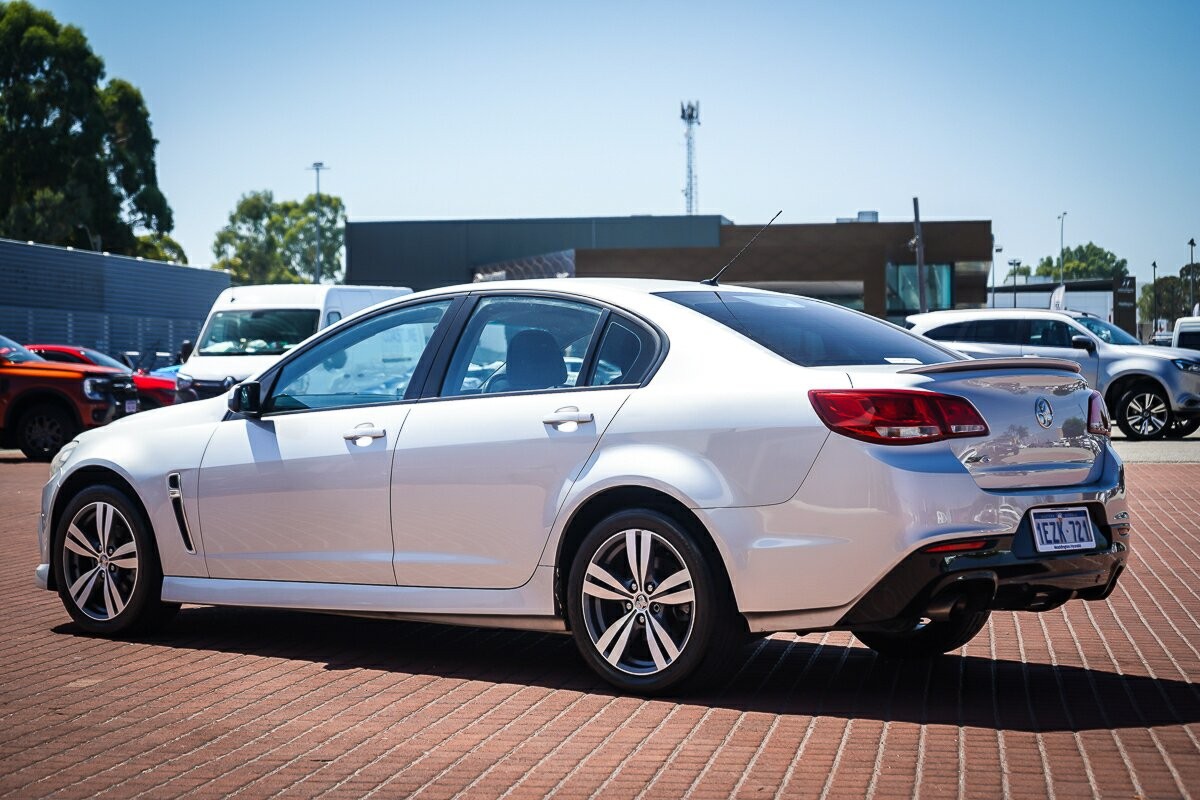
{"left": 0, "top": 335, "right": 43, "bottom": 364}
{"left": 197, "top": 309, "right": 320, "bottom": 356}
{"left": 1073, "top": 316, "right": 1140, "bottom": 346}
{"left": 82, "top": 348, "right": 133, "bottom": 373}
{"left": 658, "top": 291, "right": 960, "bottom": 367}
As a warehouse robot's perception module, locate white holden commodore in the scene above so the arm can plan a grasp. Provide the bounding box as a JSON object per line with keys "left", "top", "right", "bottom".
{"left": 36, "top": 279, "right": 1130, "bottom": 694}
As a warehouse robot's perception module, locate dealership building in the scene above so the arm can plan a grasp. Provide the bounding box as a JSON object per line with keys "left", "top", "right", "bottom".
{"left": 345, "top": 213, "right": 995, "bottom": 324}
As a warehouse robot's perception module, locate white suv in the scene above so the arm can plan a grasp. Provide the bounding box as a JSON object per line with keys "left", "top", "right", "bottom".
{"left": 908, "top": 308, "right": 1200, "bottom": 440}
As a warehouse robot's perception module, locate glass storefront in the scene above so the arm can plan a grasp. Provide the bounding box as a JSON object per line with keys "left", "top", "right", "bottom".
{"left": 886, "top": 263, "right": 953, "bottom": 323}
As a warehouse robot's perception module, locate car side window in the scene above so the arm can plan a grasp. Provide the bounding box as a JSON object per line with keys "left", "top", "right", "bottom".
{"left": 924, "top": 322, "right": 970, "bottom": 341}
{"left": 441, "top": 296, "right": 603, "bottom": 396}
{"left": 970, "top": 319, "right": 1022, "bottom": 345}
{"left": 326, "top": 311, "right": 342, "bottom": 327}
{"left": 588, "top": 317, "right": 656, "bottom": 386}
{"left": 1027, "top": 320, "right": 1075, "bottom": 348}
{"left": 267, "top": 300, "right": 451, "bottom": 412}
{"left": 37, "top": 350, "right": 84, "bottom": 364}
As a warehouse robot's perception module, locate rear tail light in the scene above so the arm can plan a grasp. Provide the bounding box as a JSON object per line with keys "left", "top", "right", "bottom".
{"left": 808, "top": 389, "right": 989, "bottom": 445}
{"left": 1087, "top": 390, "right": 1110, "bottom": 437}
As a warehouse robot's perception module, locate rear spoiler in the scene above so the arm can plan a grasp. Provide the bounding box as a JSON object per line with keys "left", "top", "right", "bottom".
{"left": 901, "top": 357, "right": 1081, "bottom": 375}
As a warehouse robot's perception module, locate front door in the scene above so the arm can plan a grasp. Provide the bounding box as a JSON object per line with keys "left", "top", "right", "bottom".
{"left": 197, "top": 299, "right": 454, "bottom": 584}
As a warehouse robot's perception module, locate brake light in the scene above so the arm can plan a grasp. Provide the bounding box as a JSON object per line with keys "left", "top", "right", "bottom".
{"left": 1087, "top": 390, "right": 1110, "bottom": 437}
{"left": 924, "top": 539, "right": 992, "bottom": 553}
{"left": 808, "top": 389, "right": 989, "bottom": 445}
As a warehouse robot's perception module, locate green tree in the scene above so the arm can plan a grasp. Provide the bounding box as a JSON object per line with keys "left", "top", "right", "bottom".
{"left": 1004, "top": 262, "right": 1031, "bottom": 284}
{"left": 135, "top": 232, "right": 187, "bottom": 264}
{"left": 1032, "top": 242, "right": 1128, "bottom": 281}
{"left": 277, "top": 193, "right": 346, "bottom": 283}
{"left": 212, "top": 191, "right": 346, "bottom": 285}
{"left": 0, "top": 1, "right": 177, "bottom": 257}
{"left": 1138, "top": 275, "right": 1193, "bottom": 333}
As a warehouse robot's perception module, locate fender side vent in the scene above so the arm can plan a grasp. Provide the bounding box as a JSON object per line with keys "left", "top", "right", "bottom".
{"left": 166, "top": 473, "right": 195, "bottom": 553}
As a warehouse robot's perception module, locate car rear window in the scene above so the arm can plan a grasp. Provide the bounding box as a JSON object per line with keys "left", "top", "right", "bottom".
{"left": 657, "top": 291, "right": 958, "bottom": 367}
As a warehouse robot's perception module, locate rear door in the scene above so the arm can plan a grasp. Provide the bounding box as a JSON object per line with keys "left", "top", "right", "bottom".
{"left": 389, "top": 294, "right": 650, "bottom": 589}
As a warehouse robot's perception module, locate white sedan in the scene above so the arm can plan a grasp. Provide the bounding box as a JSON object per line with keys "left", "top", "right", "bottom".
{"left": 36, "top": 279, "right": 1130, "bottom": 694}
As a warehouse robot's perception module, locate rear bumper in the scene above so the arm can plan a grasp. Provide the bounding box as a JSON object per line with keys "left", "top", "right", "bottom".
{"left": 837, "top": 531, "right": 1128, "bottom": 630}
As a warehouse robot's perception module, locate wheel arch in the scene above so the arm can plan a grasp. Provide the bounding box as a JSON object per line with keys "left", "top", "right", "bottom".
{"left": 1103, "top": 371, "right": 1166, "bottom": 412}
{"left": 48, "top": 466, "right": 154, "bottom": 592}
{"left": 5, "top": 389, "right": 83, "bottom": 433}
{"left": 551, "top": 485, "right": 741, "bottom": 632}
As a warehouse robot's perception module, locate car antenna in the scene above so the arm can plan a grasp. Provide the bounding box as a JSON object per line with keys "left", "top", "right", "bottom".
{"left": 700, "top": 209, "right": 782, "bottom": 286}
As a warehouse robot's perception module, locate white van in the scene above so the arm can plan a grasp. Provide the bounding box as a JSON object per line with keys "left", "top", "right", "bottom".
{"left": 176, "top": 284, "right": 412, "bottom": 401}
{"left": 1173, "top": 316, "right": 1200, "bottom": 352}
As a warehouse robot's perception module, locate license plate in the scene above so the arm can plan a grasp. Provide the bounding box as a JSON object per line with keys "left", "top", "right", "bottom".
{"left": 125, "top": 399, "right": 138, "bottom": 414}
{"left": 1031, "top": 507, "right": 1095, "bottom": 553}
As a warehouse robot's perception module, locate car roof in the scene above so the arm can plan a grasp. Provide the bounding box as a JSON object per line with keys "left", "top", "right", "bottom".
{"left": 906, "top": 308, "right": 1083, "bottom": 326}
{"left": 386, "top": 277, "right": 778, "bottom": 312}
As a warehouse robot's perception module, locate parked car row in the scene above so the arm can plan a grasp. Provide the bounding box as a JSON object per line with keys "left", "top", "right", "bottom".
{"left": 907, "top": 308, "right": 1200, "bottom": 440}
{"left": 0, "top": 336, "right": 141, "bottom": 461}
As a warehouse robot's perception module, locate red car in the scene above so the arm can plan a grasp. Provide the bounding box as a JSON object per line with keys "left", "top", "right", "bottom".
{"left": 25, "top": 345, "right": 177, "bottom": 409}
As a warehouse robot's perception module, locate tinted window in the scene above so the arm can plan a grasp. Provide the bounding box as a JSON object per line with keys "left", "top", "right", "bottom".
{"left": 268, "top": 300, "right": 451, "bottom": 411}
{"left": 1179, "top": 331, "right": 1200, "bottom": 350}
{"left": 1026, "top": 320, "right": 1075, "bottom": 348}
{"left": 658, "top": 291, "right": 957, "bottom": 367}
{"left": 924, "top": 322, "right": 971, "bottom": 341}
{"left": 969, "top": 319, "right": 1023, "bottom": 345}
{"left": 589, "top": 317, "right": 656, "bottom": 386}
{"left": 81, "top": 348, "right": 133, "bottom": 373}
{"left": 37, "top": 350, "right": 85, "bottom": 364}
{"left": 441, "top": 296, "right": 603, "bottom": 396}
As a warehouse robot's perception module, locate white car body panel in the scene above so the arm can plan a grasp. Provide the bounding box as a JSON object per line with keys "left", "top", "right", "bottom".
{"left": 390, "top": 388, "right": 633, "bottom": 589}
{"left": 198, "top": 404, "right": 413, "bottom": 584}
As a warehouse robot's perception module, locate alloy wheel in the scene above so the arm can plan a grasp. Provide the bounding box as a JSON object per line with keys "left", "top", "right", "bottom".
{"left": 1124, "top": 391, "right": 1169, "bottom": 437}
{"left": 580, "top": 528, "right": 695, "bottom": 675}
{"left": 62, "top": 501, "right": 140, "bottom": 621}
{"left": 24, "top": 412, "right": 64, "bottom": 453}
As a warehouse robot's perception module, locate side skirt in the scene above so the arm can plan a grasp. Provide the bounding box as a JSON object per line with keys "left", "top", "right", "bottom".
{"left": 161, "top": 564, "right": 564, "bottom": 633}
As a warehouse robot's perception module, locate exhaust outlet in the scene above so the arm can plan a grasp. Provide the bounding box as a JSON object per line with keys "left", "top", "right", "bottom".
{"left": 923, "top": 572, "right": 998, "bottom": 622}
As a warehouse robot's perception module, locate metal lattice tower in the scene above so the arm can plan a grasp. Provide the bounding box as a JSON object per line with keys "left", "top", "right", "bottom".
{"left": 680, "top": 101, "right": 700, "bottom": 214}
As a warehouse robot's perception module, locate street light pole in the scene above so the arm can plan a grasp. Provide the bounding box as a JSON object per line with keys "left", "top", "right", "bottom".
{"left": 993, "top": 244, "right": 1002, "bottom": 308}
{"left": 1152, "top": 260, "right": 1158, "bottom": 338}
{"left": 1008, "top": 258, "right": 1021, "bottom": 307}
{"left": 1190, "top": 238, "right": 1197, "bottom": 313}
{"left": 1057, "top": 211, "right": 1068, "bottom": 285}
{"left": 307, "top": 161, "right": 328, "bottom": 283}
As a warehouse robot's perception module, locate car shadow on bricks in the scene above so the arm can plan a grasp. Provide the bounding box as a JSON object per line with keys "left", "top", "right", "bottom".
{"left": 54, "top": 605, "right": 1200, "bottom": 733}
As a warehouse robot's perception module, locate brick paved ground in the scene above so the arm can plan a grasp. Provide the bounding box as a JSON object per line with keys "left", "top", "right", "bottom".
{"left": 1, "top": 455, "right": 1198, "bottom": 799}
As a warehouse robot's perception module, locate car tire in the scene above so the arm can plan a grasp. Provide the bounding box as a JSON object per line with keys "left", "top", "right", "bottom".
{"left": 854, "top": 609, "right": 991, "bottom": 658}
{"left": 1115, "top": 384, "right": 1172, "bottom": 440}
{"left": 1164, "top": 418, "right": 1200, "bottom": 439}
{"left": 567, "top": 509, "right": 741, "bottom": 695}
{"left": 53, "top": 485, "right": 179, "bottom": 636}
{"left": 17, "top": 404, "right": 77, "bottom": 461}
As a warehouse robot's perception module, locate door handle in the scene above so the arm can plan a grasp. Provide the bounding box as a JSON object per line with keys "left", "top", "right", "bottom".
{"left": 343, "top": 425, "right": 386, "bottom": 443}
{"left": 543, "top": 407, "right": 594, "bottom": 425}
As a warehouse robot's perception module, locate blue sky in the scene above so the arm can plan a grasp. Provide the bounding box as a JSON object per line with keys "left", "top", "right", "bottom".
{"left": 37, "top": 0, "right": 1200, "bottom": 288}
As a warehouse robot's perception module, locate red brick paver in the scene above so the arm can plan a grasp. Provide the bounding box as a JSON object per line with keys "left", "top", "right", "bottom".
{"left": 1, "top": 458, "right": 1198, "bottom": 799}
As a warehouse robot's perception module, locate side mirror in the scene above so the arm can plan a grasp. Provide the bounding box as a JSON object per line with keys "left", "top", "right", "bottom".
{"left": 178, "top": 340, "right": 194, "bottom": 362}
{"left": 228, "top": 381, "right": 262, "bottom": 416}
{"left": 1071, "top": 335, "right": 1096, "bottom": 353}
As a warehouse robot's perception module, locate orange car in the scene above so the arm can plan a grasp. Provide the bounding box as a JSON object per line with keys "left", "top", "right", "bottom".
{"left": 0, "top": 335, "right": 138, "bottom": 461}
